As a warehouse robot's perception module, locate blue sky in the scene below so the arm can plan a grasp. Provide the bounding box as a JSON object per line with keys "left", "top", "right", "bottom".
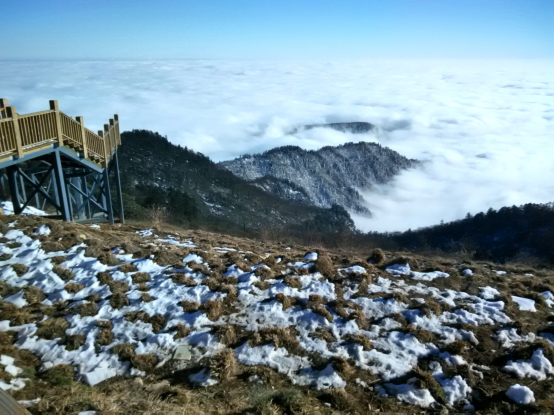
{"left": 1, "top": 0, "right": 552, "bottom": 60}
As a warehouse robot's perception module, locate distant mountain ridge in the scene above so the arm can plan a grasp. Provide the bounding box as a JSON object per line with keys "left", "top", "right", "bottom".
{"left": 219, "top": 140, "right": 418, "bottom": 214}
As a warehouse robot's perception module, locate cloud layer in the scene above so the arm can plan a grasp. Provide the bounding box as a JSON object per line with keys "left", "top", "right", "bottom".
{"left": 1, "top": 59, "right": 553, "bottom": 232}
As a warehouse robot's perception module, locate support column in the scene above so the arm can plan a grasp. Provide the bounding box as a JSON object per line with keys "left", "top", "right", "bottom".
{"left": 53, "top": 150, "right": 71, "bottom": 221}
{"left": 6, "top": 166, "right": 22, "bottom": 215}
{"left": 112, "top": 152, "right": 125, "bottom": 224}
{"left": 31, "top": 173, "right": 40, "bottom": 208}
{"left": 72, "top": 176, "right": 84, "bottom": 219}
{"left": 102, "top": 168, "right": 114, "bottom": 225}
{"left": 81, "top": 176, "right": 91, "bottom": 219}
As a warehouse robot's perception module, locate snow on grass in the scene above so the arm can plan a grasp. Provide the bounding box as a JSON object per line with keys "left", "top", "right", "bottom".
{"left": 1, "top": 221, "right": 550, "bottom": 409}
{"left": 480, "top": 286, "right": 500, "bottom": 300}
{"left": 338, "top": 265, "right": 367, "bottom": 275}
{"left": 495, "top": 328, "right": 536, "bottom": 348}
{"left": 462, "top": 269, "right": 473, "bottom": 276}
{"left": 3, "top": 291, "right": 28, "bottom": 307}
{"left": 503, "top": 349, "right": 554, "bottom": 380}
{"left": 303, "top": 252, "right": 318, "bottom": 261}
{"left": 386, "top": 263, "right": 449, "bottom": 281}
{"left": 182, "top": 253, "right": 203, "bottom": 264}
{"left": 541, "top": 291, "right": 554, "bottom": 308}
{"left": 430, "top": 361, "right": 472, "bottom": 406}
{"left": 189, "top": 368, "right": 218, "bottom": 387}
{"left": 1, "top": 200, "right": 47, "bottom": 216}
{"left": 506, "top": 384, "right": 535, "bottom": 404}
{"left": 33, "top": 224, "right": 51, "bottom": 236}
{"left": 512, "top": 296, "right": 537, "bottom": 312}
{"left": 1, "top": 355, "right": 23, "bottom": 376}
{"left": 383, "top": 381, "right": 435, "bottom": 408}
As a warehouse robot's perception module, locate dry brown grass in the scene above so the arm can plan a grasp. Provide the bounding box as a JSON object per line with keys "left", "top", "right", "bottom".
{"left": 253, "top": 280, "right": 271, "bottom": 290}
{"left": 368, "top": 248, "right": 386, "bottom": 265}
{"left": 250, "top": 326, "right": 305, "bottom": 356}
{"left": 63, "top": 334, "right": 86, "bottom": 351}
{"left": 283, "top": 276, "right": 302, "bottom": 290}
{"left": 97, "top": 252, "right": 122, "bottom": 266}
{"left": 120, "top": 262, "right": 138, "bottom": 273}
{"left": 309, "top": 327, "right": 337, "bottom": 343}
{"left": 125, "top": 311, "right": 151, "bottom": 324}
{"left": 171, "top": 273, "right": 197, "bottom": 286}
{"left": 36, "top": 317, "right": 69, "bottom": 340}
{"left": 53, "top": 264, "right": 74, "bottom": 281}
{"left": 209, "top": 348, "right": 238, "bottom": 381}
{"left": 132, "top": 272, "right": 151, "bottom": 284}
{"left": 112, "top": 343, "right": 137, "bottom": 361}
{"left": 110, "top": 292, "right": 130, "bottom": 309}
{"left": 173, "top": 323, "right": 191, "bottom": 340}
{"left": 201, "top": 299, "right": 224, "bottom": 321}
{"left": 131, "top": 353, "right": 159, "bottom": 372}
{"left": 181, "top": 300, "right": 200, "bottom": 313}
{"left": 107, "top": 279, "right": 130, "bottom": 294}
{"left": 311, "top": 304, "right": 334, "bottom": 322}
{"left": 11, "top": 262, "right": 29, "bottom": 276}
{"left": 275, "top": 293, "right": 298, "bottom": 310}
{"left": 312, "top": 255, "right": 335, "bottom": 278}
{"left": 96, "top": 271, "right": 112, "bottom": 285}
{"left": 22, "top": 285, "right": 46, "bottom": 303}
{"left": 149, "top": 314, "right": 167, "bottom": 332}
{"left": 64, "top": 282, "right": 85, "bottom": 293}
{"left": 141, "top": 292, "right": 153, "bottom": 302}
{"left": 342, "top": 333, "right": 372, "bottom": 350}
{"left": 96, "top": 328, "right": 114, "bottom": 346}
{"left": 70, "top": 301, "right": 99, "bottom": 317}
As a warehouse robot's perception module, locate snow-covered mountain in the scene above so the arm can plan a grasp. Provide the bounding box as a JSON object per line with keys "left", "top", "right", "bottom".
{"left": 219, "top": 140, "right": 418, "bottom": 214}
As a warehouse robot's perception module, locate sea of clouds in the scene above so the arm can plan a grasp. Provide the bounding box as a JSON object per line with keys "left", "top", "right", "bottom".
{"left": 1, "top": 59, "right": 553, "bottom": 232}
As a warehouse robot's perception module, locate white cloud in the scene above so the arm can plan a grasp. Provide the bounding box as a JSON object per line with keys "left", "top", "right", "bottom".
{"left": 1, "top": 59, "right": 553, "bottom": 232}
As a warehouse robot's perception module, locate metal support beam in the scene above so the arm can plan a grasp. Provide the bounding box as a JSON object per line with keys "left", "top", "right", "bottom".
{"left": 102, "top": 168, "right": 114, "bottom": 225}
{"left": 72, "top": 177, "right": 84, "bottom": 219}
{"left": 53, "top": 150, "right": 71, "bottom": 221}
{"left": 31, "top": 173, "right": 40, "bottom": 208}
{"left": 6, "top": 166, "right": 22, "bottom": 214}
{"left": 112, "top": 152, "right": 125, "bottom": 224}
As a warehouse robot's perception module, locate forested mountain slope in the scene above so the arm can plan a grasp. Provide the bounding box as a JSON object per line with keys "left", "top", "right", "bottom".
{"left": 116, "top": 130, "right": 354, "bottom": 235}
{"left": 387, "top": 203, "right": 554, "bottom": 264}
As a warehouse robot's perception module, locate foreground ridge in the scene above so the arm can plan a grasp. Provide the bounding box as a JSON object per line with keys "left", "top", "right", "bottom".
{"left": 0, "top": 215, "right": 553, "bottom": 414}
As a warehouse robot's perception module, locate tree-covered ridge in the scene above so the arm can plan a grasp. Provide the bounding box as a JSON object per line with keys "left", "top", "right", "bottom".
{"left": 388, "top": 202, "right": 554, "bottom": 264}
{"left": 116, "top": 129, "right": 355, "bottom": 235}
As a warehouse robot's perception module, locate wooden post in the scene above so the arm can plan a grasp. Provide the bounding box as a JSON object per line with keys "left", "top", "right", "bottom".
{"left": 50, "top": 100, "right": 64, "bottom": 146}
{"left": 6, "top": 107, "right": 24, "bottom": 158}
{"left": 114, "top": 114, "right": 120, "bottom": 144}
{"left": 0, "top": 98, "right": 8, "bottom": 119}
{"left": 98, "top": 130, "right": 108, "bottom": 168}
{"left": 76, "top": 116, "right": 88, "bottom": 159}
{"left": 104, "top": 124, "right": 110, "bottom": 164}
{"left": 109, "top": 119, "right": 115, "bottom": 154}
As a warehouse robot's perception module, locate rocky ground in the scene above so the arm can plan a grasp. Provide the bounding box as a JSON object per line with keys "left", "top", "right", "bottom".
{"left": 0, "top": 214, "right": 554, "bottom": 414}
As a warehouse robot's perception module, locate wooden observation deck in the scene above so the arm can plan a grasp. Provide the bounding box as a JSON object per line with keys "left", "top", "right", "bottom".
{"left": 0, "top": 99, "right": 124, "bottom": 224}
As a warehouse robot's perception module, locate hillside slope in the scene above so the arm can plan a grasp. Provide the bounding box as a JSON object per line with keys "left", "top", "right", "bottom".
{"left": 1, "top": 215, "right": 554, "bottom": 414}
{"left": 388, "top": 203, "right": 554, "bottom": 264}
{"left": 219, "top": 141, "right": 418, "bottom": 214}
{"left": 116, "top": 130, "right": 354, "bottom": 235}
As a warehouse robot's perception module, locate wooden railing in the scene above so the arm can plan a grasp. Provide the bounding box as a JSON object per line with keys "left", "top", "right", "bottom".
{"left": 0, "top": 99, "right": 120, "bottom": 167}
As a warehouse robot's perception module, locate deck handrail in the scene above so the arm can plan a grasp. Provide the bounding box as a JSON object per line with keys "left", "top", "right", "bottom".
{"left": 0, "top": 98, "right": 120, "bottom": 167}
